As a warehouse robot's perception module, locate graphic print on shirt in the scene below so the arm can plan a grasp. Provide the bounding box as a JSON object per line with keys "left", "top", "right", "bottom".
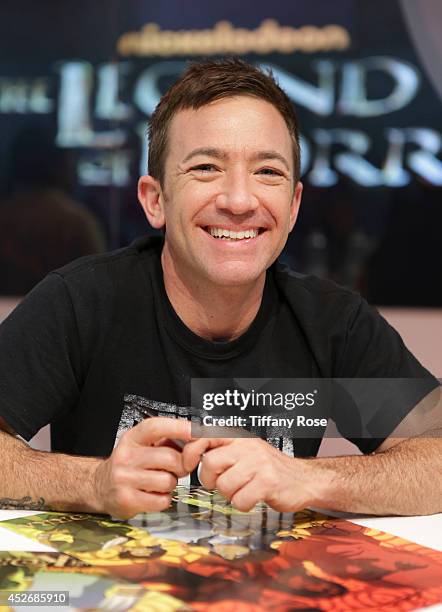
{"left": 115, "top": 393, "right": 296, "bottom": 457}
{"left": 114, "top": 394, "right": 193, "bottom": 448}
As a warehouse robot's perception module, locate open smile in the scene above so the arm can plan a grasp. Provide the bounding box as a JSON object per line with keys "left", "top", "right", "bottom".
{"left": 202, "top": 226, "right": 267, "bottom": 241}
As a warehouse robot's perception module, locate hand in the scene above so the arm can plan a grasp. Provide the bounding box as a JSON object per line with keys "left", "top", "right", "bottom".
{"left": 183, "top": 437, "right": 318, "bottom": 513}
{"left": 93, "top": 417, "right": 191, "bottom": 519}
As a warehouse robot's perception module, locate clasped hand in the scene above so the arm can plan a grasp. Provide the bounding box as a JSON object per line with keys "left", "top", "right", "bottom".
{"left": 94, "top": 417, "right": 315, "bottom": 519}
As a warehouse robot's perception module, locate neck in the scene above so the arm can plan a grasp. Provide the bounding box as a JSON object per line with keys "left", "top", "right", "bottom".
{"left": 161, "top": 247, "right": 266, "bottom": 342}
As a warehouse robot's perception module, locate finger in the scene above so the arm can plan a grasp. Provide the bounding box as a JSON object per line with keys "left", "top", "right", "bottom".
{"left": 128, "top": 417, "right": 192, "bottom": 446}
{"left": 127, "top": 469, "right": 178, "bottom": 494}
{"left": 182, "top": 437, "right": 234, "bottom": 472}
{"left": 114, "top": 490, "right": 172, "bottom": 519}
{"left": 182, "top": 438, "right": 211, "bottom": 472}
{"left": 215, "top": 464, "right": 255, "bottom": 501}
{"left": 154, "top": 437, "right": 185, "bottom": 451}
{"left": 230, "top": 479, "right": 262, "bottom": 513}
{"left": 197, "top": 446, "right": 237, "bottom": 489}
{"left": 130, "top": 446, "right": 187, "bottom": 477}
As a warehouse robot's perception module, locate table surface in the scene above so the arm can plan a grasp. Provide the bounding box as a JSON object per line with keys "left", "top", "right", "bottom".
{"left": 1, "top": 507, "right": 442, "bottom": 611}
{"left": 2, "top": 508, "right": 442, "bottom": 552}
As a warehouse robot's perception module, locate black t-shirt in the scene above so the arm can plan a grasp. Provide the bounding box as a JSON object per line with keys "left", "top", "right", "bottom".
{"left": 0, "top": 236, "right": 437, "bottom": 458}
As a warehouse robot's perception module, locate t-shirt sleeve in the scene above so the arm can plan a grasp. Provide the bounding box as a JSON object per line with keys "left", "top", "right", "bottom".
{"left": 331, "top": 296, "right": 440, "bottom": 454}
{"left": 0, "top": 273, "right": 82, "bottom": 440}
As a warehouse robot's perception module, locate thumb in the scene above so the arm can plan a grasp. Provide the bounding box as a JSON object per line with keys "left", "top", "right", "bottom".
{"left": 182, "top": 437, "right": 232, "bottom": 472}
{"left": 182, "top": 439, "right": 210, "bottom": 472}
{"left": 128, "top": 417, "right": 191, "bottom": 447}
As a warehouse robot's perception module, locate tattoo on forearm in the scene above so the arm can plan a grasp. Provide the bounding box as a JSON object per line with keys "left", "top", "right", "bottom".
{"left": 0, "top": 496, "right": 48, "bottom": 510}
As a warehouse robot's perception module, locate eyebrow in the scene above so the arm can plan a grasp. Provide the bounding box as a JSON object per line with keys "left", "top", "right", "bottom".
{"left": 182, "top": 147, "right": 290, "bottom": 171}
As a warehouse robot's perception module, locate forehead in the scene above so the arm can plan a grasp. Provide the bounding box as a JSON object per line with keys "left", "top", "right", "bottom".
{"left": 166, "top": 96, "right": 293, "bottom": 164}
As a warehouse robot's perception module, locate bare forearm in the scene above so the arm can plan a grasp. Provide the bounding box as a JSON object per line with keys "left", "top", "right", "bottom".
{"left": 303, "top": 437, "right": 442, "bottom": 516}
{"left": 0, "top": 431, "right": 103, "bottom": 513}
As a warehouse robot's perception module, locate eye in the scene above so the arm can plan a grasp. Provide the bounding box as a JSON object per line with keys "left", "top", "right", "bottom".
{"left": 257, "top": 168, "right": 283, "bottom": 176}
{"left": 190, "top": 164, "right": 217, "bottom": 173}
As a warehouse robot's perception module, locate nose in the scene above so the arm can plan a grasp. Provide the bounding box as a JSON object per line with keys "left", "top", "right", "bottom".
{"left": 215, "top": 170, "right": 259, "bottom": 215}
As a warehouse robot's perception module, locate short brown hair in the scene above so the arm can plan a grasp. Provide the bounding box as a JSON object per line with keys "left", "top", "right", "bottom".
{"left": 148, "top": 58, "right": 301, "bottom": 185}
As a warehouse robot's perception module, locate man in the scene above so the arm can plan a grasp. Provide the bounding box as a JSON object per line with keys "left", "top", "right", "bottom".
{"left": 0, "top": 59, "right": 440, "bottom": 520}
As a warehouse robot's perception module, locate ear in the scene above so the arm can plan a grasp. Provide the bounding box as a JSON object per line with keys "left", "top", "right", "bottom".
{"left": 138, "top": 175, "right": 165, "bottom": 229}
{"left": 289, "top": 181, "right": 303, "bottom": 232}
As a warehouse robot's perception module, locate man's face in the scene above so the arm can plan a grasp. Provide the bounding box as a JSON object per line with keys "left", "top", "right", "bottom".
{"left": 140, "top": 95, "right": 302, "bottom": 288}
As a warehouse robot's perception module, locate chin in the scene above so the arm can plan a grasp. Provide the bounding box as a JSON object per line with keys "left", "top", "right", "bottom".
{"left": 205, "top": 263, "right": 265, "bottom": 288}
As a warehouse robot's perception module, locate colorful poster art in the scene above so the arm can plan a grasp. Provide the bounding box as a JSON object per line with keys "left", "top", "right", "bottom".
{"left": 0, "top": 551, "right": 157, "bottom": 611}
{"left": 1, "top": 487, "right": 442, "bottom": 611}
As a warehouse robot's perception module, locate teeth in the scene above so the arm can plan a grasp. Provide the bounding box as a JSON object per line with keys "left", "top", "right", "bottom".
{"left": 208, "top": 228, "right": 258, "bottom": 240}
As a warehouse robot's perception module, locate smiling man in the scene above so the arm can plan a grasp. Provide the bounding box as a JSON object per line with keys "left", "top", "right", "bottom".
{"left": 139, "top": 93, "right": 302, "bottom": 341}
{"left": 0, "top": 59, "right": 440, "bottom": 519}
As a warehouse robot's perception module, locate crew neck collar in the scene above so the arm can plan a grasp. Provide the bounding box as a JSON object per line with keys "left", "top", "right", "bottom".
{"left": 148, "top": 245, "right": 275, "bottom": 360}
